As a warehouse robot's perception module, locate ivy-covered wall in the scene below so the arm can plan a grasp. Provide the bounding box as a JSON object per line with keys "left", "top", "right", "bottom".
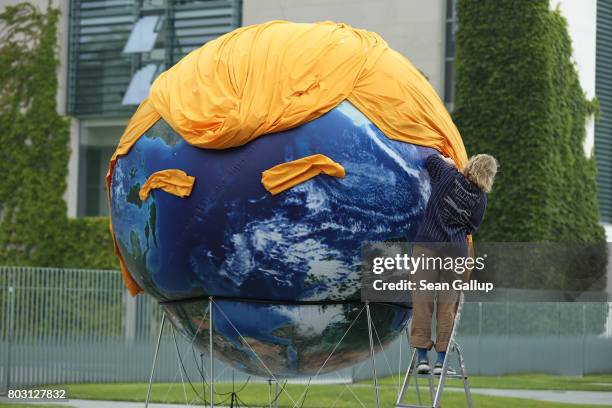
{"left": 0, "top": 3, "right": 116, "bottom": 270}
{"left": 454, "top": 0, "right": 605, "bottom": 244}
{"left": 454, "top": 0, "right": 607, "bottom": 333}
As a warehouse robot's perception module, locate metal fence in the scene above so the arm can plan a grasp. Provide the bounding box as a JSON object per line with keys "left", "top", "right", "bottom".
{"left": 355, "top": 301, "right": 612, "bottom": 381}
{"left": 1, "top": 266, "right": 611, "bottom": 392}
{"left": 0, "top": 266, "right": 353, "bottom": 392}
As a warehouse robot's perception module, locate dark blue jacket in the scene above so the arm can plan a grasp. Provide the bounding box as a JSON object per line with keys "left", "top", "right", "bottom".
{"left": 415, "top": 154, "right": 487, "bottom": 244}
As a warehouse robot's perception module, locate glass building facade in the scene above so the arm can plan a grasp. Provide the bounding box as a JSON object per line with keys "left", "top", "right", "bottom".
{"left": 444, "top": 0, "right": 457, "bottom": 110}
{"left": 68, "top": 0, "right": 241, "bottom": 215}
{"left": 596, "top": 0, "right": 612, "bottom": 223}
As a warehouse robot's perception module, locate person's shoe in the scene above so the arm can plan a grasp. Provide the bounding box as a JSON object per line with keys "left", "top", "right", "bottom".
{"left": 416, "top": 359, "right": 431, "bottom": 374}
{"left": 433, "top": 361, "right": 457, "bottom": 376}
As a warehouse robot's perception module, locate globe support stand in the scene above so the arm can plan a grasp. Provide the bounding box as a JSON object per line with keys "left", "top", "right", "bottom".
{"left": 145, "top": 312, "right": 166, "bottom": 408}
{"left": 269, "top": 379, "right": 279, "bottom": 408}
{"left": 143, "top": 304, "right": 216, "bottom": 408}
{"left": 365, "top": 301, "right": 381, "bottom": 408}
{"left": 148, "top": 296, "right": 406, "bottom": 408}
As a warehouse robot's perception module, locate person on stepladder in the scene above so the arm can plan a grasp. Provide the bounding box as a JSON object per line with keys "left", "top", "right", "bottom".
{"left": 410, "top": 153, "right": 497, "bottom": 375}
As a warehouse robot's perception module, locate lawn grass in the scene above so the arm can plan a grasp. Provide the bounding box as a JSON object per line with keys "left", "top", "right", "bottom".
{"left": 0, "top": 404, "right": 73, "bottom": 408}
{"left": 374, "top": 373, "right": 612, "bottom": 392}
{"left": 48, "top": 380, "right": 612, "bottom": 408}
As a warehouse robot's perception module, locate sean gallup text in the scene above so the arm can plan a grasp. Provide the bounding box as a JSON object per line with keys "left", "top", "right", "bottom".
{"left": 372, "top": 279, "right": 494, "bottom": 293}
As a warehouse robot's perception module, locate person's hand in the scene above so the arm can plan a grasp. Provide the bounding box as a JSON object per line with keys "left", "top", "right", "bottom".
{"left": 440, "top": 155, "right": 456, "bottom": 167}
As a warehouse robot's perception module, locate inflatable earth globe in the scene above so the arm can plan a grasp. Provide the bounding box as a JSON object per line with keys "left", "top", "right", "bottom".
{"left": 109, "top": 101, "right": 434, "bottom": 377}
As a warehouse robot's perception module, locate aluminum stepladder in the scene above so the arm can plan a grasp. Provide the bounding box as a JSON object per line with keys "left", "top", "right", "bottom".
{"left": 395, "top": 292, "right": 473, "bottom": 408}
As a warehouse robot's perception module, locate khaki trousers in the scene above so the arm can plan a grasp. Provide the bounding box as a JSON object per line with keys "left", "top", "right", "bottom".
{"left": 409, "top": 246, "right": 460, "bottom": 352}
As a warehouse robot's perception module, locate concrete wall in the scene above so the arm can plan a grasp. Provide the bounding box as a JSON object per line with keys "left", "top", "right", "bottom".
{"left": 56, "top": 0, "right": 79, "bottom": 219}
{"left": 242, "top": 0, "right": 447, "bottom": 95}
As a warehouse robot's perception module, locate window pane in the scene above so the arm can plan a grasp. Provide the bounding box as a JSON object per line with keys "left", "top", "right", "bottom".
{"left": 444, "top": 60, "right": 455, "bottom": 104}
{"left": 445, "top": 21, "right": 455, "bottom": 57}
{"left": 446, "top": 0, "right": 455, "bottom": 20}
{"left": 68, "top": 0, "right": 241, "bottom": 118}
{"left": 85, "top": 148, "right": 101, "bottom": 216}
{"left": 83, "top": 146, "right": 115, "bottom": 216}
{"left": 123, "top": 15, "right": 162, "bottom": 53}
{"left": 122, "top": 64, "right": 158, "bottom": 105}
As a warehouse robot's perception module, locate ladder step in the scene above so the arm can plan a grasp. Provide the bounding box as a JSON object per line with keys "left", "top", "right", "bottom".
{"left": 413, "top": 373, "right": 464, "bottom": 379}
{"left": 395, "top": 404, "right": 432, "bottom": 408}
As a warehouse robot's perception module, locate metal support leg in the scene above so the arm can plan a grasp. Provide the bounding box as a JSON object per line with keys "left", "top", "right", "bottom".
{"left": 145, "top": 312, "right": 166, "bottom": 408}
{"left": 396, "top": 345, "right": 415, "bottom": 405}
{"left": 432, "top": 356, "right": 448, "bottom": 407}
{"left": 268, "top": 379, "right": 272, "bottom": 408}
{"left": 427, "top": 374, "right": 434, "bottom": 402}
{"left": 366, "top": 302, "right": 381, "bottom": 408}
{"left": 432, "top": 293, "right": 464, "bottom": 408}
{"left": 414, "top": 371, "right": 421, "bottom": 405}
{"left": 274, "top": 380, "right": 279, "bottom": 408}
{"left": 456, "top": 343, "right": 473, "bottom": 408}
{"left": 209, "top": 297, "right": 214, "bottom": 408}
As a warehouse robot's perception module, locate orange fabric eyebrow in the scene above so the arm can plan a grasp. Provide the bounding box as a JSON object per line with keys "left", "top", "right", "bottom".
{"left": 261, "top": 154, "right": 345, "bottom": 195}
{"left": 139, "top": 169, "right": 196, "bottom": 201}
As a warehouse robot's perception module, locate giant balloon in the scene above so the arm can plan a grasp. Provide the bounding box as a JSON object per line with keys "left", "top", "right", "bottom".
{"left": 110, "top": 100, "right": 433, "bottom": 376}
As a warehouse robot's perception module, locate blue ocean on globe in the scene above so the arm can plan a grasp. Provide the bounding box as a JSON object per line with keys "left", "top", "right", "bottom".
{"left": 110, "top": 101, "right": 435, "bottom": 376}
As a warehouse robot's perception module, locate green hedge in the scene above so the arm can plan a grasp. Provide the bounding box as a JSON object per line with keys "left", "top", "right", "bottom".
{"left": 0, "top": 3, "right": 117, "bottom": 271}
{"left": 62, "top": 217, "right": 117, "bottom": 270}
{"left": 454, "top": 0, "right": 605, "bottom": 244}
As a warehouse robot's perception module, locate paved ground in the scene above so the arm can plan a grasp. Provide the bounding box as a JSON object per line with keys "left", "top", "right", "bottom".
{"left": 0, "top": 398, "right": 195, "bottom": 408}
{"left": 448, "top": 387, "right": 612, "bottom": 406}
{"left": 3, "top": 388, "right": 612, "bottom": 406}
